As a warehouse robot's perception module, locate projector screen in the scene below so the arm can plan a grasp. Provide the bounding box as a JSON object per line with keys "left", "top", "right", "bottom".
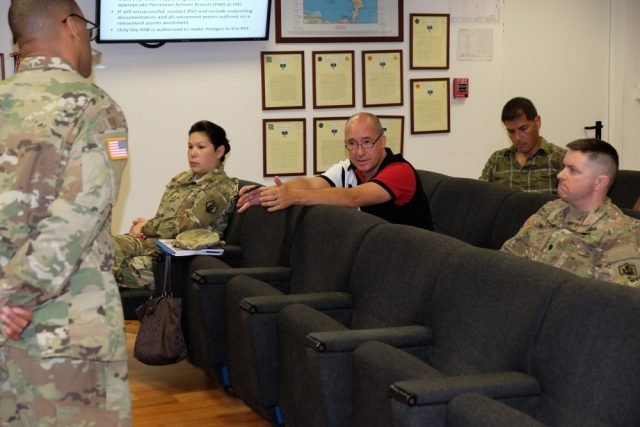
{"left": 96, "top": 0, "right": 271, "bottom": 43}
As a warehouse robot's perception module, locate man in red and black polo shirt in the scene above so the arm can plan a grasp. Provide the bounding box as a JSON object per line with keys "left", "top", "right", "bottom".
{"left": 237, "top": 112, "right": 433, "bottom": 230}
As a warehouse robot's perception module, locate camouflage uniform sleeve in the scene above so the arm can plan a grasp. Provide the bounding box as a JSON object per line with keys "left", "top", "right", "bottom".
{"left": 0, "top": 109, "right": 126, "bottom": 309}
{"left": 175, "top": 174, "right": 239, "bottom": 236}
{"left": 593, "top": 226, "right": 640, "bottom": 287}
{"left": 141, "top": 172, "right": 238, "bottom": 239}
{"left": 140, "top": 176, "right": 181, "bottom": 237}
{"left": 501, "top": 213, "right": 538, "bottom": 257}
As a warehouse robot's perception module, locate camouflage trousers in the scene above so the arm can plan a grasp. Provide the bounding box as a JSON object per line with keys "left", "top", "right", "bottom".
{"left": 0, "top": 346, "right": 131, "bottom": 426}
{"left": 113, "top": 234, "right": 158, "bottom": 289}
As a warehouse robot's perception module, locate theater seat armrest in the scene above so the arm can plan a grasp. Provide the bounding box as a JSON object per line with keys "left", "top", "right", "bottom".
{"left": 191, "top": 266, "right": 292, "bottom": 286}
{"left": 305, "top": 325, "right": 432, "bottom": 353}
{"left": 239, "top": 291, "right": 352, "bottom": 315}
{"left": 219, "top": 244, "right": 242, "bottom": 260}
{"left": 390, "top": 371, "right": 539, "bottom": 407}
{"left": 447, "top": 393, "right": 546, "bottom": 427}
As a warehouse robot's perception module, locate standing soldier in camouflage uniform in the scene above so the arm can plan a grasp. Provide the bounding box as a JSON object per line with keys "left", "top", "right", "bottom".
{"left": 0, "top": 0, "right": 132, "bottom": 425}
{"left": 502, "top": 138, "right": 640, "bottom": 287}
{"left": 113, "top": 120, "right": 238, "bottom": 288}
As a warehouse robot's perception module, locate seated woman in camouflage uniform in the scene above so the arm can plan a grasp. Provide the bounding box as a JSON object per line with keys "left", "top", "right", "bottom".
{"left": 113, "top": 120, "right": 239, "bottom": 288}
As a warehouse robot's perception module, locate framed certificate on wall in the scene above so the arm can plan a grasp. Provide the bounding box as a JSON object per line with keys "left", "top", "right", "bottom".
{"left": 312, "top": 50, "right": 355, "bottom": 109}
{"left": 378, "top": 115, "right": 404, "bottom": 154}
{"left": 313, "top": 117, "right": 349, "bottom": 174}
{"left": 263, "top": 118, "right": 307, "bottom": 176}
{"left": 261, "top": 51, "right": 305, "bottom": 110}
{"left": 410, "top": 14, "right": 450, "bottom": 69}
{"left": 362, "top": 50, "right": 403, "bottom": 107}
{"left": 410, "top": 78, "right": 450, "bottom": 134}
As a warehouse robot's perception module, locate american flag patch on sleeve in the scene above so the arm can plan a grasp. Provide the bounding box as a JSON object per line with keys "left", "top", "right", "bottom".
{"left": 107, "top": 138, "right": 129, "bottom": 160}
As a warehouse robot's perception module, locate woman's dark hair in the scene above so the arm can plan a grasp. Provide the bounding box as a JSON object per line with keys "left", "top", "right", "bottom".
{"left": 189, "top": 120, "right": 231, "bottom": 163}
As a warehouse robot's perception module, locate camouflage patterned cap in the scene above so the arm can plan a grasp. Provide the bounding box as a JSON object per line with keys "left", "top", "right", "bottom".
{"left": 174, "top": 229, "right": 221, "bottom": 250}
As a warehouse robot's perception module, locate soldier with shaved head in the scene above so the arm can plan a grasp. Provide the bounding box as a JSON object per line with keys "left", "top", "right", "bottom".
{"left": 0, "top": 0, "right": 131, "bottom": 424}
{"left": 503, "top": 138, "right": 640, "bottom": 287}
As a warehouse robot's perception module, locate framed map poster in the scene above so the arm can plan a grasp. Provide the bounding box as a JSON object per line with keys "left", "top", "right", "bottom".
{"left": 313, "top": 117, "right": 349, "bottom": 174}
{"left": 276, "top": 0, "right": 403, "bottom": 43}
{"left": 263, "top": 118, "right": 307, "bottom": 176}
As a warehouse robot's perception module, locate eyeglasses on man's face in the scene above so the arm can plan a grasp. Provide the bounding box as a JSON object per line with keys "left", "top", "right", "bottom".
{"left": 62, "top": 13, "right": 98, "bottom": 42}
{"left": 345, "top": 133, "right": 383, "bottom": 152}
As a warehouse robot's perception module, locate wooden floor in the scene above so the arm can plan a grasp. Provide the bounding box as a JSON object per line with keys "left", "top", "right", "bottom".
{"left": 126, "top": 321, "right": 270, "bottom": 427}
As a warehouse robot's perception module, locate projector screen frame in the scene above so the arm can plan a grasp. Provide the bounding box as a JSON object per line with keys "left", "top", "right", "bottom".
{"left": 95, "top": 0, "right": 272, "bottom": 45}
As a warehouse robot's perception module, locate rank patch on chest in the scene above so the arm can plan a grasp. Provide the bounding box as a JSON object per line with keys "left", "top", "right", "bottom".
{"left": 206, "top": 200, "right": 218, "bottom": 214}
{"left": 619, "top": 263, "right": 638, "bottom": 277}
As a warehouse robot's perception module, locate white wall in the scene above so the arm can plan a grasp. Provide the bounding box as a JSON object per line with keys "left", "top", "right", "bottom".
{"left": 618, "top": 0, "right": 640, "bottom": 166}
{"left": 503, "top": 0, "right": 611, "bottom": 146}
{"left": 1, "top": 1, "right": 638, "bottom": 234}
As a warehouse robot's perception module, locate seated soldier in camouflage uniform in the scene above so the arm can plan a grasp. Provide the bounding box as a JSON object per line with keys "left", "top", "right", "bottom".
{"left": 113, "top": 120, "right": 238, "bottom": 288}
{"left": 502, "top": 138, "right": 640, "bottom": 287}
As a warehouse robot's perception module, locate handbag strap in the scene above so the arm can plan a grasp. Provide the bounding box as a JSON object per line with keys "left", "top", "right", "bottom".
{"left": 161, "top": 252, "right": 172, "bottom": 295}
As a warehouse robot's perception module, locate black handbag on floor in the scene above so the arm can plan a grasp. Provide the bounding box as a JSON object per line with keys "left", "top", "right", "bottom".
{"left": 133, "top": 253, "right": 187, "bottom": 365}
